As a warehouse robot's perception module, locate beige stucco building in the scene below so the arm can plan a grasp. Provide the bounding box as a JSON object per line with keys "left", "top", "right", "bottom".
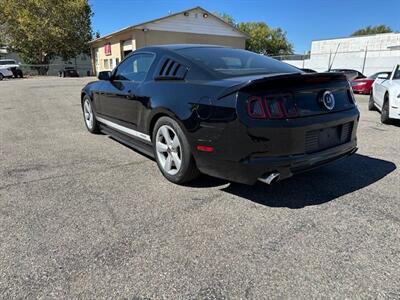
{"left": 89, "top": 7, "right": 247, "bottom": 74}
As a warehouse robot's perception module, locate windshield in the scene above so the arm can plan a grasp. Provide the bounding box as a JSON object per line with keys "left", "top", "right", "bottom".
{"left": 176, "top": 47, "right": 300, "bottom": 77}
{"left": 0, "top": 60, "right": 16, "bottom": 65}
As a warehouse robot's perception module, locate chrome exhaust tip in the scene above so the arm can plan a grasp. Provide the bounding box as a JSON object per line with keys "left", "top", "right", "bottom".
{"left": 258, "top": 172, "right": 280, "bottom": 185}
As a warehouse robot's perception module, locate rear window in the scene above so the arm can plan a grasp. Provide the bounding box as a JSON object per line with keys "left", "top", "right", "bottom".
{"left": 176, "top": 47, "right": 299, "bottom": 77}
{"left": 0, "top": 60, "right": 16, "bottom": 65}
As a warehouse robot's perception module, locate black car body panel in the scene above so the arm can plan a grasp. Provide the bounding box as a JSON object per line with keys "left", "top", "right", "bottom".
{"left": 82, "top": 45, "right": 359, "bottom": 184}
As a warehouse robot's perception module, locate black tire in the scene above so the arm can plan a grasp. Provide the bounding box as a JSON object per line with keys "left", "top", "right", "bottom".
{"left": 152, "top": 116, "right": 200, "bottom": 184}
{"left": 17, "top": 70, "right": 23, "bottom": 78}
{"left": 368, "top": 92, "right": 376, "bottom": 111}
{"left": 0, "top": 73, "right": 3, "bottom": 81}
{"left": 82, "top": 95, "right": 100, "bottom": 133}
{"left": 381, "top": 97, "right": 391, "bottom": 124}
{"left": 62, "top": 72, "right": 65, "bottom": 78}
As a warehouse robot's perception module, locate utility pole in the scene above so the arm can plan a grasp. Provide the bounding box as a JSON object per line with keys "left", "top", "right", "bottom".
{"left": 361, "top": 46, "right": 368, "bottom": 74}
{"left": 328, "top": 43, "right": 340, "bottom": 71}
{"left": 328, "top": 50, "right": 332, "bottom": 70}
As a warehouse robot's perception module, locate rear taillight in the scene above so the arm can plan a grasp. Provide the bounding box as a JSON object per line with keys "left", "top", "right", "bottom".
{"left": 247, "top": 96, "right": 267, "bottom": 119}
{"left": 347, "top": 82, "right": 357, "bottom": 105}
{"left": 247, "top": 93, "right": 298, "bottom": 119}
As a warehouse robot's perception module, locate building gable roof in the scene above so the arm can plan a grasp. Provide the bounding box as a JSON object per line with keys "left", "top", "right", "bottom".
{"left": 90, "top": 6, "right": 248, "bottom": 44}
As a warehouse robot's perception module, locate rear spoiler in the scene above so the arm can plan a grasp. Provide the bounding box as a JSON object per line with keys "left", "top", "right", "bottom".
{"left": 217, "top": 72, "right": 347, "bottom": 99}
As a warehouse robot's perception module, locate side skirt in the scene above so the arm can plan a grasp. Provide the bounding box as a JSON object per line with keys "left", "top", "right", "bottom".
{"left": 99, "top": 124, "right": 155, "bottom": 159}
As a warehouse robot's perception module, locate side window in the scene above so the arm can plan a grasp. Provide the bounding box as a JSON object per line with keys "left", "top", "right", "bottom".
{"left": 114, "top": 53, "right": 155, "bottom": 81}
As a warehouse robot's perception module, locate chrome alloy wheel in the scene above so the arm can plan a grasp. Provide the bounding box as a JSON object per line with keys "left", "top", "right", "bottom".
{"left": 155, "top": 125, "right": 182, "bottom": 175}
{"left": 83, "top": 98, "right": 94, "bottom": 129}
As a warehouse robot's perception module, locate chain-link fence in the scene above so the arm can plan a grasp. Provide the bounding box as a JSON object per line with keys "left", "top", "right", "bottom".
{"left": 16, "top": 63, "right": 93, "bottom": 77}
{"left": 272, "top": 48, "right": 400, "bottom": 75}
{"left": 0, "top": 51, "right": 93, "bottom": 77}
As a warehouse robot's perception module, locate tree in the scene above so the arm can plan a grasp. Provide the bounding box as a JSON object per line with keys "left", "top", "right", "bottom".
{"left": 214, "top": 12, "right": 293, "bottom": 56}
{"left": 351, "top": 25, "right": 392, "bottom": 36}
{"left": 0, "top": 24, "right": 9, "bottom": 46}
{"left": 238, "top": 22, "right": 293, "bottom": 55}
{"left": 0, "top": 0, "right": 93, "bottom": 74}
{"left": 214, "top": 12, "right": 237, "bottom": 27}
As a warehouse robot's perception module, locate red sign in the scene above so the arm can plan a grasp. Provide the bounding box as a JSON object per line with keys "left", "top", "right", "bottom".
{"left": 104, "top": 43, "right": 111, "bottom": 56}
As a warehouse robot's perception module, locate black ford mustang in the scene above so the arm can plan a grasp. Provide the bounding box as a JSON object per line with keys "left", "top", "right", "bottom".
{"left": 81, "top": 45, "right": 359, "bottom": 185}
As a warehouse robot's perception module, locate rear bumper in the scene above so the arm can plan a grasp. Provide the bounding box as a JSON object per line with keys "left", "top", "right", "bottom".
{"left": 197, "top": 141, "right": 357, "bottom": 185}
{"left": 194, "top": 108, "right": 359, "bottom": 185}
{"left": 352, "top": 85, "right": 371, "bottom": 94}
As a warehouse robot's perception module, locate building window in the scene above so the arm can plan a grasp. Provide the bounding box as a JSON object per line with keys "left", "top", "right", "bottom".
{"left": 110, "top": 58, "right": 114, "bottom": 69}
{"left": 104, "top": 59, "right": 109, "bottom": 69}
{"left": 116, "top": 58, "right": 120, "bottom": 65}
{"left": 104, "top": 43, "right": 112, "bottom": 56}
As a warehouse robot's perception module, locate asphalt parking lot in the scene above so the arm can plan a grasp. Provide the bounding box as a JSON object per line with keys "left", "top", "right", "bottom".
{"left": 1, "top": 77, "right": 399, "bottom": 299}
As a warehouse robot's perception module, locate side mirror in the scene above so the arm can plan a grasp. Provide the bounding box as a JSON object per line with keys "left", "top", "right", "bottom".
{"left": 98, "top": 71, "right": 111, "bottom": 81}
{"left": 377, "top": 74, "right": 389, "bottom": 79}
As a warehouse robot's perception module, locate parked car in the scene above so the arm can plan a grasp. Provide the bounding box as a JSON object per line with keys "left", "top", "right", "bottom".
{"left": 0, "top": 59, "right": 23, "bottom": 78}
{"left": 370, "top": 64, "right": 400, "bottom": 123}
{"left": 58, "top": 66, "right": 79, "bottom": 77}
{"left": 0, "top": 67, "right": 14, "bottom": 80}
{"left": 81, "top": 45, "right": 359, "bottom": 185}
{"left": 351, "top": 72, "right": 392, "bottom": 95}
{"left": 328, "top": 69, "right": 365, "bottom": 81}
{"left": 300, "top": 68, "right": 317, "bottom": 73}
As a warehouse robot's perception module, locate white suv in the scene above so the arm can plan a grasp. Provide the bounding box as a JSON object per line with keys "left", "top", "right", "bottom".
{"left": 0, "top": 59, "right": 23, "bottom": 78}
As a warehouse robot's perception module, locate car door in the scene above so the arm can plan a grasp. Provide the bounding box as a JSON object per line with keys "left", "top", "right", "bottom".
{"left": 373, "top": 79, "right": 384, "bottom": 107}
{"left": 374, "top": 73, "right": 391, "bottom": 108}
{"left": 98, "top": 53, "right": 155, "bottom": 129}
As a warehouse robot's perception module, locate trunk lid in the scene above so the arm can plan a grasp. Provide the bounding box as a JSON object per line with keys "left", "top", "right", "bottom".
{"left": 226, "top": 72, "right": 355, "bottom": 118}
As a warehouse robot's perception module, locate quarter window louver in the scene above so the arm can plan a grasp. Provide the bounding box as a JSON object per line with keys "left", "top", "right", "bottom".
{"left": 156, "top": 58, "right": 187, "bottom": 80}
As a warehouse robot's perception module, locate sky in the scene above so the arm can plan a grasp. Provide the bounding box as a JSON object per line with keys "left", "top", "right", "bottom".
{"left": 90, "top": 0, "right": 400, "bottom": 53}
